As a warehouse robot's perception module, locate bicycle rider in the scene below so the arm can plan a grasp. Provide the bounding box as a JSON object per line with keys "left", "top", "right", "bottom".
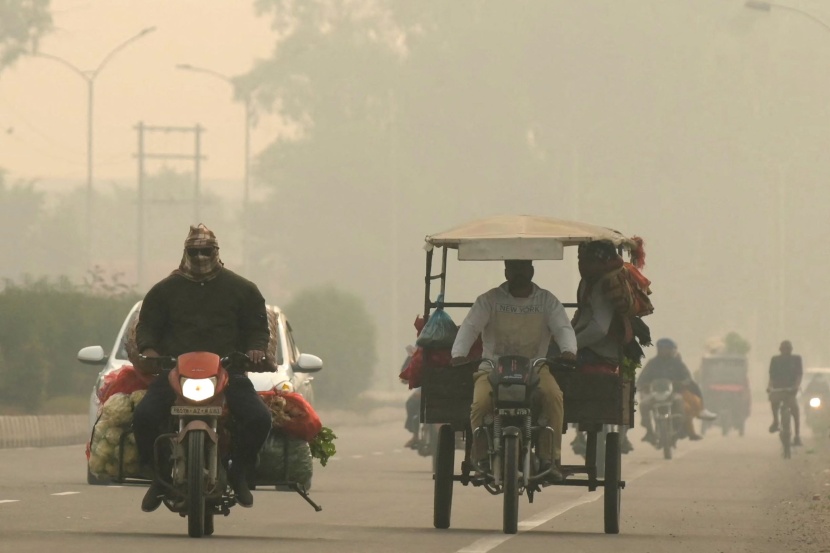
{"left": 767, "top": 340, "right": 803, "bottom": 446}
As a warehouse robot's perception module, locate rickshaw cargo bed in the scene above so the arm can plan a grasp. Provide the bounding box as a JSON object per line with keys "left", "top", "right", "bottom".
{"left": 420, "top": 365, "right": 475, "bottom": 428}
{"left": 551, "top": 370, "right": 636, "bottom": 426}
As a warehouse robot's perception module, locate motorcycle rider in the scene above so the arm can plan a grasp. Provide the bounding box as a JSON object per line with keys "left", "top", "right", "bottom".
{"left": 451, "top": 259, "right": 577, "bottom": 482}
{"left": 767, "top": 340, "right": 803, "bottom": 446}
{"left": 638, "top": 338, "right": 716, "bottom": 442}
{"left": 133, "top": 224, "right": 273, "bottom": 512}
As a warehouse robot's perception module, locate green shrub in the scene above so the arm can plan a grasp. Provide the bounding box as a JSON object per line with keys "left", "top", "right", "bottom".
{"left": 0, "top": 274, "right": 140, "bottom": 413}
{"left": 284, "top": 286, "right": 377, "bottom": 409}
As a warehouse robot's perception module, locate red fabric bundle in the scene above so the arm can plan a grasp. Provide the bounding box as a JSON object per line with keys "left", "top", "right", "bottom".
{"left": 260, "top": 389, "right": 322, "bottom": 442}
{"left": 96, "top": 365, "right": 155, "bottom": 404}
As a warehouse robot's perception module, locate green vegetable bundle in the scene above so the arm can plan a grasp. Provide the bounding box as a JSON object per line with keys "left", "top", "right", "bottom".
{"left": 309, "top": 426, "right": 337, "bottom": 466}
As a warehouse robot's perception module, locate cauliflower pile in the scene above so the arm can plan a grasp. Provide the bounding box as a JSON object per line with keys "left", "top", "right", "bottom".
{"left": 88, "top": 390, "right": 146, "bottom": 479}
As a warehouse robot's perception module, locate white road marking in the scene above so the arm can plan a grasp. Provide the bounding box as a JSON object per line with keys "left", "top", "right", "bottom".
{"left": 350, "top": 455, "right": 364, "bottom": 459}
{"left": 51, "top": 492, "right": 80, "bottom": 496}
{"left": 0, "top": 500, "right": 20, "bottom": 504}
{"left": 372, "top": 451, "right": 385, "bottom": 456}
{"left": 393, "top": 449, "right": 403, "bottom": 453}
{"left": 455, "top": 444, "right": 698, "bottom": 553}
{"left": 330, "top": 457, "right": 341, "bottom": 462}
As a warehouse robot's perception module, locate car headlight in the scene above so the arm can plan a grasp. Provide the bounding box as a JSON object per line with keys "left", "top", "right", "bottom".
{"left": 809, "top": 397, "right": 822, "bottom": 408}
{"left": 181, "top": 377, "right": 217, "bottom": 402}
{"left": 276, "top": 380, "right": 294, "bottom": 392}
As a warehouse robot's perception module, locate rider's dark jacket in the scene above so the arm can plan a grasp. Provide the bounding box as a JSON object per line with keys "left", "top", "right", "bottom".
{"left": 637, "top": 355, "right": 694, "bottom": 390}
{"left": 768, "top": 354, "right": 803, "bottom": 389}
{"left": 136, "top": 268, "right": 270, "bottom": 357}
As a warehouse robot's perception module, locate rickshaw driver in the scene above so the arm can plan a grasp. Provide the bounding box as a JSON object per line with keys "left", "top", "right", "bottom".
{"left": 451, "top": 259, "right": 577, "bottom": 482}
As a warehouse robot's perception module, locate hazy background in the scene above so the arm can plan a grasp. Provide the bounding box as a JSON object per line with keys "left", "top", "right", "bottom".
{"left": 2, "top": 0, "right": 829, "bottom": 395}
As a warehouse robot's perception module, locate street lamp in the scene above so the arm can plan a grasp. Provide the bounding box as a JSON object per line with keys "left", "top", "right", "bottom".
{"left": 34, "top": 26, "right": 156, "bottom": 268}
{"left": 176, "top": 63, "right": 253, "bottom": 274}
{"left": 745, "top": 1, "right": 830, "bottom": 33}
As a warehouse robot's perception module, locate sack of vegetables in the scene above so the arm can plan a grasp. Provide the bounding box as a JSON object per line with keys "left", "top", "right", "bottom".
{"left": 253, "top": 432, "right": 314, "bottom": 488}
{"left": 87, "top": 389, "right": 146, "bottom": 479}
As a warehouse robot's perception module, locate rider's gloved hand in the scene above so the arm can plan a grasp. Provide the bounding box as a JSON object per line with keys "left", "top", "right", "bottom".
{"left": 137, "top": 348, "right": 161, "bottom": 375}
{"left": 246, "top": 349, "right": 267, "bottom": 367}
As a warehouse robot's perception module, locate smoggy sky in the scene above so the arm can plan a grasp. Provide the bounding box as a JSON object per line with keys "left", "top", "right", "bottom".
{"left": 0, "top": 0, "right": 276, "bottom": 187}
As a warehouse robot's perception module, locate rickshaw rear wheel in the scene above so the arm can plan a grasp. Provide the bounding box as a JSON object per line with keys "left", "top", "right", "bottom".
{"left": 433, "top": 424, "right": 455, "bottom": 529}
{"left": 603, "top": 431, "right": 621, "bottom": 534}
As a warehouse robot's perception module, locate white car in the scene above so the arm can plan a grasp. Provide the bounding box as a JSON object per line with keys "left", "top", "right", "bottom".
{"left": 77, "top": 300, "right": 323, "bottom": 484}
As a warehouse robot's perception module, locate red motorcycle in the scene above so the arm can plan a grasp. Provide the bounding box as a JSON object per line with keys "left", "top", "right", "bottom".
{"left": 145, "top": 351, "right": 273, "bottom": 538}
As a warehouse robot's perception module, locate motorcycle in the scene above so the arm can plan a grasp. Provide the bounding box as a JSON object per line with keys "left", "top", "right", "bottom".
{"left": 472, "top": 355, "right": 565, "bottom": 534}
{"left": 144, "top": 351, "right": 320, "bottom": 538}
{"left": 647, "top": 378, "right": 684, "bottom": 460}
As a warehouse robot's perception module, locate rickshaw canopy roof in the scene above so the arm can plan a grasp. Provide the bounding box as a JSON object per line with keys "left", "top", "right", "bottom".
{"left": 425, "top": 215, "right": 636, "bottom": 261}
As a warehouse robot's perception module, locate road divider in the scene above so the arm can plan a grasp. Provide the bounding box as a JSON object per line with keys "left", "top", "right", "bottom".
{"left": 0, "top": 415, "right": 88, "bottom": 449}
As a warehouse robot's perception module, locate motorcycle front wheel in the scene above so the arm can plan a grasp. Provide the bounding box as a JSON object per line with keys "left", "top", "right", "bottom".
{"left": 186, "top": 432, "right": 207, "bottom": 538}
{"left": 659, "top": 420, "right": 672, "bottom": 460}
{"left": 502, "top": 434, "right": 520, "bottom": 535}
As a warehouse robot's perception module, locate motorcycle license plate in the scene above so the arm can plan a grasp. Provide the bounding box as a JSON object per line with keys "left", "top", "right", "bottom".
{"left": 171, "top": 406, "right": 222, "bottom": 416}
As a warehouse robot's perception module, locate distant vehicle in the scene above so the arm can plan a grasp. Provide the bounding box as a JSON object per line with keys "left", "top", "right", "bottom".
{"left": 77, "top": 300, "right": 322, "bottom": 485}
{"left": 803, "top": 367, "right": 830, "bottom": 435}
{"left": 699, "top": 355, "right": 751, "bottom": 437}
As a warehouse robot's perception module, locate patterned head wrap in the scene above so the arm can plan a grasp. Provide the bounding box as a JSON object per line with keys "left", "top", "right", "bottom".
{"left": 174, "top": 224, "right": 223, "bottom": 282}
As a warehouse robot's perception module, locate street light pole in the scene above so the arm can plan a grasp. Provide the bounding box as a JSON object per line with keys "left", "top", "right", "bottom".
{"left": 745, "top": 0, "right": 830, "bottom": 343}
{"left": 34, "top": 26, "right": 156, "bottom": 269}
{"left": 176, "top": 63, "right": 253, "bottom": 275}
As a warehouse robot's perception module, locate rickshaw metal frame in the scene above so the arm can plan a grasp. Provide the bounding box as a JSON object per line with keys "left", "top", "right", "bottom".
{"left": 419, "top": 215, "right": 638, "bottom": 534}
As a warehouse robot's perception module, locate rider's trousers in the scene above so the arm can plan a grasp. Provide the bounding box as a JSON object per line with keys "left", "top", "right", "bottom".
{"left": 133, "top": 374, "right": 272, "bottom": 472}
{"left": 471, "top": 366, "right": 564, "bottom": 462}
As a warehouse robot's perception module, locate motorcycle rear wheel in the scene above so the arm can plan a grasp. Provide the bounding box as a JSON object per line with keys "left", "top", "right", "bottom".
{"left": 502, "top": 434, "right": 520, "bottom": 535}
{"left": 187, "top": 432, "right": 206, "bottom": 538}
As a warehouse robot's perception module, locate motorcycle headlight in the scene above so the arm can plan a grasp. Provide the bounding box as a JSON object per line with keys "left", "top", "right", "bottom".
{"left": 809, "top": 397, "right": 822, "bottom": 408}
{"left": 181, "top": 377, "right": 217, "bottom": 402}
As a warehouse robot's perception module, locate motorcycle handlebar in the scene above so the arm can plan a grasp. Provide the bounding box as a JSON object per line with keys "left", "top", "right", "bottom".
{"left": 138, "top": 352, "right": 275, "bottom": 374}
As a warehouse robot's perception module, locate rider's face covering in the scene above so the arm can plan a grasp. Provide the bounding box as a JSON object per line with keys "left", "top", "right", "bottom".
{"left": 177, "top": 224, "right": 223, "bottom": 282}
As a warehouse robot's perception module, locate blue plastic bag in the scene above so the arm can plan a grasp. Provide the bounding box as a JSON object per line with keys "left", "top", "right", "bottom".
{"left": 416, "top": 294, "right": 458, "bottom": 349}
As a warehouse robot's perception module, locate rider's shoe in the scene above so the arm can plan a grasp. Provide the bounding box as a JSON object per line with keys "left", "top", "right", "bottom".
{"left": 688, "top": 433, "right": 703, "bottom": 441}
{"left": 539, "top": 460, "right": 564, "bottom": 483}
{"left": 697, "top": 409, "right": 718, "bottom": 421}
{"left": 229, "top": 463, "right": 254, "bottom": 508}
{"left": 141, "top": 479, "right": 166, "bottom": 513}
{"left": 472, "top": 459, "right": 491, "bottom": 479}
{"left": 621, "top": 435, "right": 634, "bottom": 454}
{"left": 769, "top": 421, "right": 780, "bottom": 433}
{"left": 793, "top": 435, "right": 803, "bottom": 447}
{"left": 404, "top": 436, "right": 420, "bottom": 449}
{"left": 642, "top": 430, "right": 657, "bottom": 445}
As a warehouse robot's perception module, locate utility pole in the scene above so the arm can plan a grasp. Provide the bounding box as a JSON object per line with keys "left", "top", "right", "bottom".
{"left": 134, "top": 123, "right": 206, "bottom": 290}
